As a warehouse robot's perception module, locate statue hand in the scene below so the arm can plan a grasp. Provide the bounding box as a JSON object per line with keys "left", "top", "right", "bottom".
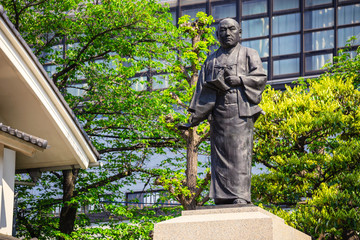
{"left": 225, "top": 76, "right": 242, "bottom": 87}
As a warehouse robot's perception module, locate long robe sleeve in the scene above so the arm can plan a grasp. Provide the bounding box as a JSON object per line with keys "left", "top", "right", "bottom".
{"left": 188, "top": 64, "right": 217, "bottom": 126}
{"left": 240, "top": 48, "right": 267, "bottom": 105}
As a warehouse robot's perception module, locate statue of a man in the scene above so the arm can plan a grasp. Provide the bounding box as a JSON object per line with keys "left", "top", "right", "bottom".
{"left": 181, "top": 18, "right": 267, "bottom": 205}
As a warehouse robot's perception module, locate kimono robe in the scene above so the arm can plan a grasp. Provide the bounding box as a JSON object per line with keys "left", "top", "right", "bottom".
{"left": 188, "top": 43, "right": 267, "bottom": 202}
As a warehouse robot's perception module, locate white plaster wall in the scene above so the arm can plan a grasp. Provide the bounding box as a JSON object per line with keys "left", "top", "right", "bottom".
{"left": 0, "top": 147, "right": 15, "bottom": 235}
{"left": 0, "top": 144, "right": 3, "bottom": 231}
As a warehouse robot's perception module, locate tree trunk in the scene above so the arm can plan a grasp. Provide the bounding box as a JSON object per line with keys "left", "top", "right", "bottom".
{"left": 185, "top": 127, "right": 199, "bottom": 210}
{"left": 183, "top": 32, "right": 201, "bottom": 211}
{"left": 59, "top": 169, "right": 79, "bottom": 237}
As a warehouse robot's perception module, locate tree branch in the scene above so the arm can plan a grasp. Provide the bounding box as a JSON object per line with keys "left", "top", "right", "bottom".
{"left": 198, "top": 194, "right": 210, "bottom": 206}
{"left": 11, "top": 0, "right": 19, "bottom": 30}
{"left": 92, "top": 126, "right": 134, "bottom": 131}
{"left": 196, "top": 125, "right": 210, "bottom": 147}
{"left": 193, "top": 171, "right": 211, "bottom": 201}
{"left": 89, "top": 133, "right": 179, "bottom": 141}
{"left": 98, "top": 141, "right": 180, "bottom": 154}
{"left": 18, "top": 0, "right": 48, "bottom": 17}
{"left": 50, "top": 171, "right": 62, "bottom": 180}
{"left": 74, "top": 170, "right": 131, "bottom": 196}
{"left": 170, "top": 92, "right": 188, "bottom": 109}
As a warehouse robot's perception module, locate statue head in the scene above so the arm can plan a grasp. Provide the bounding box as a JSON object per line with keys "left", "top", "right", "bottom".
{"left": 216, "top": 18, "right": 242, "bottom": 49}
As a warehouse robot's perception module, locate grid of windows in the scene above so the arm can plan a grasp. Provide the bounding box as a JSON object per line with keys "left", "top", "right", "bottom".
{"left": 46, "top": 0, "right": 360, "bottom": 93}
{"left": 168, "top": 0, "right": 360, "bottom": 89}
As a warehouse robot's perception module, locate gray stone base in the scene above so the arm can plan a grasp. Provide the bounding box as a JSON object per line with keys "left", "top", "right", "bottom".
{"left": 153, "top": 206, "right": 311, "bottom": 240}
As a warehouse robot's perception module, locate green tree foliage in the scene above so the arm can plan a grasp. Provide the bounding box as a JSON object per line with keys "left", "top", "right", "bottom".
{"left": 12, "top": 0, "right": 360, "bottom": 238}
{"left": 252, "top": 45, "right": 360, "bottom": 239}
{"left": 2, "top": 0, "right": 178, "bottom": 239}
{"left": 153, "top": 12, "right": 217, "bottom": 210}
{"left": 7, "top": 0, "right": 217, "bottom": 237}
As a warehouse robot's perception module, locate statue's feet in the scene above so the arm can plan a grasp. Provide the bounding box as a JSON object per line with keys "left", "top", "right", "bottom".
{"left": 215, "top": 198, "right": 251, "bottom": 205}
{"left": 233, "top": 198, "right": 250, "bottom": 204}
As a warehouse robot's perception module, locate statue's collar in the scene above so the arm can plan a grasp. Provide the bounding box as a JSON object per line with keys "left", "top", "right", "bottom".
{"left": 218, "top": 43, "right": 241, "bottom": 55}
{"left": 215, "top": 43, "right": 241, "bottom": 66}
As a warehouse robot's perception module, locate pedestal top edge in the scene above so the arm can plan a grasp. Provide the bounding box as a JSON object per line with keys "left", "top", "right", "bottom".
{"left": 182, "top": 206, "right": 261, "bottom": 216}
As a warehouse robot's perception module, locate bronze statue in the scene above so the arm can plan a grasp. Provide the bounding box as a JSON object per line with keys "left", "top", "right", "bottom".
{"left": 180, "top": 18, "right": 267, "bottom": 205}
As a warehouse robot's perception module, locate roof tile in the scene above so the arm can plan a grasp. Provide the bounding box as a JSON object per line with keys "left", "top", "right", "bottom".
{"left": 0, "top": 123, "right": 48, "bottom": 149}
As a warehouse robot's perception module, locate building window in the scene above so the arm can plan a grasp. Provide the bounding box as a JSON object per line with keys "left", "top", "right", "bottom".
{"left": 182, "top": 7, "right": 206, "bottom": 19}
{"left": 304, "top": 30, "right": 334, "bottom": 51}
{"left": 305, "top": 0, "right": 332, "bottom": 7}
{"left": 272, "top": 13, "right": 300, "bottom": 34}
{"left": 158, "top": 0, "right": 360, "bottom": 86}
{"left": 305, "top": 53, "right": 333, "bottom": 71}
{"left": 262, "top": 61, "right": 268, "bottom": 75}
{"left": 152, "top": 74, "right": 170, "bottom": 90}
{"left": 304, "top": 8, "right": 334, "bottom": 29}
{"left": 338, "top": 4, "right": 360, "bottom": 26}
{"left": 94, "top": 59, "right": 117, "bottom": 71}
{"left": 67, "top": 83, "right": 88, "bottom": 96}
{"left": 43, "top": 65, "right": 57, "bottom": 77}
{"left": 211, "top": 23, "right": 219, "bottom": 38}
{"left": 170, "top": 11, "right": 177, "bottom": 25}
{"left": 242, "top": 0, "right": 267, "bottom": 16}
{"left": 181, "top": 0, "right": 206, "bottom": 6}
{"left": 42, "top": 44, "right": 63, "bottom": 63}
{"left": 211, "top": 3, "right": 236, "bottom": 20}
{"left": 131, "top": 76, "right": 147, "bottom": 91}
{"left": 338, "top": 26, "right": 360, "bottom": 47}
{"left": 273, "top": 58, "right": 300, "bottom": 75}
{"left": 242, "top": 39, "right": 269, "bottom": 57}
{"left": 242, "top": 18, "right": 269, "bottom": 38}
{"left": 273, "top": 34, "right": 300, "bottom": 56}
{"left": 273, "top": 0, "right": 299, "bottom": 11}
{"left": 159, "top": 0, "right": 177, "bottom": 7}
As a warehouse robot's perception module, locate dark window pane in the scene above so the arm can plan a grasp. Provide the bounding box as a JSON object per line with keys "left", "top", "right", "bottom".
{"left": 171, "top": 11, "right": 177, "bottom": 25}
{"left": 153, "top": 74, "right": 170, "bottom": 90}
{"left": 182, "top": 8, "right": 206, "bottom": 19}
{"left": 182, "top": 0, "right": 206, "bottom": 6}
{"left": 304, "top": 8, "right": 334, "bottom": 29}
{"left": 242, "top": 39, "right": 269, "bottom": 57}
{"left": 67, "top": 83, "right": 87, "bottom": 96}
{"left": 273, "top": 58, "right": 300, "bottom": 75}
{"left": 338, "top": 4, "right": 360, "bottom": 26}
{"left": 305, "top": 0, "right": 331, "bottom": 7}
{"left": 212, "top": 3, "right": 236, "bottom": 19}
{"left": 131, "top": 76, "right": 147, "bottom": 91}
{"left": 338, "top": 26, "right": 360, "bottom": 47}
{"left": 242, "top": 0, "right": 267, "bottom": 16}
{"left": 274, "top": 0, "right": 299, "bottom": 11}
{"left": 273, "top": 34, "right": 300, "bottom": 56}
{"left": 344, "top": 51, "right": 358, "bottom": 58}
{"left": 272, "top": 13, "right": 300, "bottom": 34}
{"left": 242, "top": 18, "right": 269, "bottom": 38}
{"left": 262, "top": 61, "right": 268, "bottom": 75}
{"left": 44, "top": 65, "right": 57, "bottom": 77}
{"left": 159, "top": 0, "right": 177, "bottom": 7}
{"left": 305, "top": 54, "right": 333, "bottom": 71}
{"left": 305, "top": 30, "right": 334, "bottom": 51}
{"left": 211, "top": 23, "right": 219, "bottom": 38}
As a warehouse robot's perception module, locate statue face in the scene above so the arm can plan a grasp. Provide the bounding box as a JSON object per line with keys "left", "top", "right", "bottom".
{"left": 216, "top": 19, "right": 241, "bottom": 49}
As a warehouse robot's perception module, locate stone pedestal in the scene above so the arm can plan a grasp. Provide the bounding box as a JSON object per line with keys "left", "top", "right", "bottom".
{"left": 153, "top": 206, "right": 311, "bottom": 240}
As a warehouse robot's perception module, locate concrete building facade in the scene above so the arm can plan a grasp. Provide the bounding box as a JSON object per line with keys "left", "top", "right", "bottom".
{"left": 164, "top": 0, "right": 360, "bottom": 89}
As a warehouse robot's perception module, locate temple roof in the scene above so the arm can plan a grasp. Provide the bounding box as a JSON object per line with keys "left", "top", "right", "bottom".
{"left": 0, "top": 6, "right": 99, "bottom": 170}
